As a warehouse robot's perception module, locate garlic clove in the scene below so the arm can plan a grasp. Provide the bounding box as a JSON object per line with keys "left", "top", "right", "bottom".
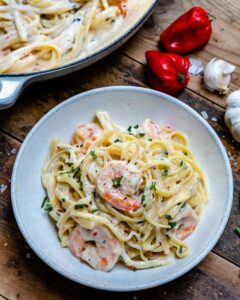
{"left": 222, "top": 62, "right": 235, "bottom": 75}
{"left": 224, "top": 90, "right": 240, "bottom": 142}
{"left": 204, "top": 58, "right": 235, "bottom": 94}
{"left": 225, "top": 107, "right": 240, "bottom": 128}
{"left": 232, "top": 123, "right": 240, "bottom": 142}
{"left": 226, "top": 90, "right": 240, "bottom": 107}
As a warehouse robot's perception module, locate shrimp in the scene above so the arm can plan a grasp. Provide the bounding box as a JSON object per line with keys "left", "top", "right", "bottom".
{"left": 109, "top": 0, "right": 128, "bottom": 16}
{"left": 71, "top": 123, "right": 102, "bottom": 153}
{"left": 173, "top": 203, "right": 198, "bottom": 240}
{"left": 143, "top": 118, "right": 161, "bottom": 139}
{"left": 143, "top": 119, "right": 174, "bottom": 140}
{"left": 96, "top": 161, "right": 142, "bottom": 211}
{"left": 69, "top": 224, "right": 121, "bottom": 271}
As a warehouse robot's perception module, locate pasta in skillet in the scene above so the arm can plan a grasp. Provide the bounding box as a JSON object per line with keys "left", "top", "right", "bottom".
{"left": 42, "top": 112, "right": 208, "bottom": 271}
{"left": 0, "top": 0, "right": 130, "bottom": 73}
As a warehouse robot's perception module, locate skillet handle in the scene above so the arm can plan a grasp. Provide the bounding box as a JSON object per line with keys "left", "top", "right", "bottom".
{"left": 0, "top": 77, "right": 28, "bottom": 110}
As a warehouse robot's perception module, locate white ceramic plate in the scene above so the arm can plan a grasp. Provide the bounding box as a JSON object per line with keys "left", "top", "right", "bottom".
{"left": 11, "top": 86, "right": 233, "bottom": 291}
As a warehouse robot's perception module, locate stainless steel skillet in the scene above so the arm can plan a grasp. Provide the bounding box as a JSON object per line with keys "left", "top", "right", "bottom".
{"left": 0, "top": 0, "right": 159, "bottom": 110}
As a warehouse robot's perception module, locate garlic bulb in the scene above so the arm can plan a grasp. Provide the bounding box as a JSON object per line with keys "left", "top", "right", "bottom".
{"left": 204, "top": 58, "right": 235, "bottom": 94}
{"left": 225, "top": 90, "right": 240, "bottom": 142}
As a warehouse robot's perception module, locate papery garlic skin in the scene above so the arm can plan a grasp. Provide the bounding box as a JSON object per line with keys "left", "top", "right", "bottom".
{"left": 204, "top": 58, "right": 235, "bottom": 94}
{"left": 225, "top": 90, "right": 240, "bottom": 142}
{"left": 189, "top": 58, "right": 204, "bottom": 75}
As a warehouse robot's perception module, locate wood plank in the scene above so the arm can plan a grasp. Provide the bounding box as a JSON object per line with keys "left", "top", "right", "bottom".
{"left": 121, "top": 0, "right": 240, "bottom": 107}
{"left": 0, "top": 53, "right": 239, "bottom": 264}
{"left": 0, "top": 116, "right": 239, "bottom": 300}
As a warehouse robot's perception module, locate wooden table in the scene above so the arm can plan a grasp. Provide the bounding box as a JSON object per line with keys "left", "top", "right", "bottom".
{"left": 0, "top": 0, "right": 239, "bottom": 299}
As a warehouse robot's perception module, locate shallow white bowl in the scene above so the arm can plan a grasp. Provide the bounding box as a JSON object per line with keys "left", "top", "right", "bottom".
{"left": 11, "top": 86, "right": 233, "bottom": 291}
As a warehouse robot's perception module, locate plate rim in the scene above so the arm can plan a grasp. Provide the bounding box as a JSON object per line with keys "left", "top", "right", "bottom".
{"left": 11, "top": 86, "right": 233, "bottom": 291}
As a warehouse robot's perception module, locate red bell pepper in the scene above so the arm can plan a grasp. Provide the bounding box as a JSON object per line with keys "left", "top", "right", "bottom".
{"left": 145, "top": 51, "right": 190, "bottom": 95}
{"left": 160, "top": 6, "right": 212, "bottom": 54}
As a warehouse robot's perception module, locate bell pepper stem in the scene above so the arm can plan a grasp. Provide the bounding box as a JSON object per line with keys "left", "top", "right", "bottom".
{"left": 177, "top": 72, "right": 185, "bottom": 83}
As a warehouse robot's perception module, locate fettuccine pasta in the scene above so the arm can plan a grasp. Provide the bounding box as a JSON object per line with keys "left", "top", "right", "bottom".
{"left": 42, "top": 112, "right": 208, "bottom": 271}
{"left": 0, "top": 0, "right": 138, "bottom": 73}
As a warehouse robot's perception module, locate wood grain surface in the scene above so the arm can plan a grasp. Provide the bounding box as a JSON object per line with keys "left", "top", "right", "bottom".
{"left": 0, "top": 0, "right": 239, "bottom": 299}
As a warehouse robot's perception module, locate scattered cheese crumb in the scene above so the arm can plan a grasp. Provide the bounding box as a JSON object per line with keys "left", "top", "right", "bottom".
{"left": 11, "top": 148, "right": 17, "bottom": 154}
{"left": 4, "top": 242, "right": 8, "bottom": 247}
{"left": 26, "top": 253, "right": 31, "bottom": 259}
{"left": 0, "top": 184, "right": 7, "bottom": 193}
{"left": 201, "top": 111, "right": 209, "bottom": 120}
{"left": 211, "top": 117, "right": 217, "bottom": 122}
{"left": 133, "top": 296, "right": 137, "bottom": 300}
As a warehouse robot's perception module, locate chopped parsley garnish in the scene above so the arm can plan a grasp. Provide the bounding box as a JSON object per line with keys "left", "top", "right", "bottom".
{"left": 127, "top": 126, "right": 132, "bottom": 132}
{"left": 179, "top": 246, "right": 183, "bottom": 254}
{"left": 79, "top": 181, "right": 83, "bottom": 191}
{"left": 180, "top": 202, "right": 186, "bottom": 208}
{"left": 61, "top": 198, "right": 65, "bottom": 203}
{"left": 61, "top": 166, "right": 81, "bottom": 178}
{"left": 141, "top": 194, "right": 146, "bottom": 208}
{"left": 41, "top": 196, "right": 53, "bottom": 212}
{"left": 148, "top": 138, "right": 153, "bottom": 142}
{"left": 149, "top": 182, "right": 156, "bottom": 190}
{"left": 44, "top": 203, "right": 53, "bottom": 212}
{"left": 184, "top": 152, "right": 188, "bottom": 156}
{"left": 90, "top": 150, "right": 97, "bottom": 159}
{"left": 41, "top": 196, "right": 48, "bottom": 208}
{"left": 112, "top": 176, "right": 123, "bottom": 188}
{"left": 72, "top": 166, "right": 80, "bottom": 178}
{"left": 180, "top": 160, "right": 184, "bottom": 167}
{"left": 91, "top": 209, "right": 99, "bottom": 213}
{"left": 234, "top": 226, "right": 240, "bottom": 237}
{"left": 139, "top": 133, "right": 145, "bottom": 137}
{"left": 133, "top": 235, "right": 138, "bottom": 242}
{"left": 80, "top": 144, "right": 83, "bottom": 148}
{"left": 92, "top": 191, "right": 96, "bottom": 197}
{"left": 133, "top": 267, "right": 137, "bottom": 271}
{"left": 165, "top": 214, "right": 172, "bottom": 220}
{"left": 134, "top": 124, "right": 139, "bottom": 129}
{"left": 162, "top": 169, "right": 169, "bottom": 177}
{"left": 75, "top": 204, "right": 88, "bottom": 209}
{"left": 114, "top": 139, "right": 122, "bottom": 143}
{"left": 169, "top": 222, "right": 177, "bottom": 229}
{"left": 67, "top": 162, "right": 74, "bottom": 167}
